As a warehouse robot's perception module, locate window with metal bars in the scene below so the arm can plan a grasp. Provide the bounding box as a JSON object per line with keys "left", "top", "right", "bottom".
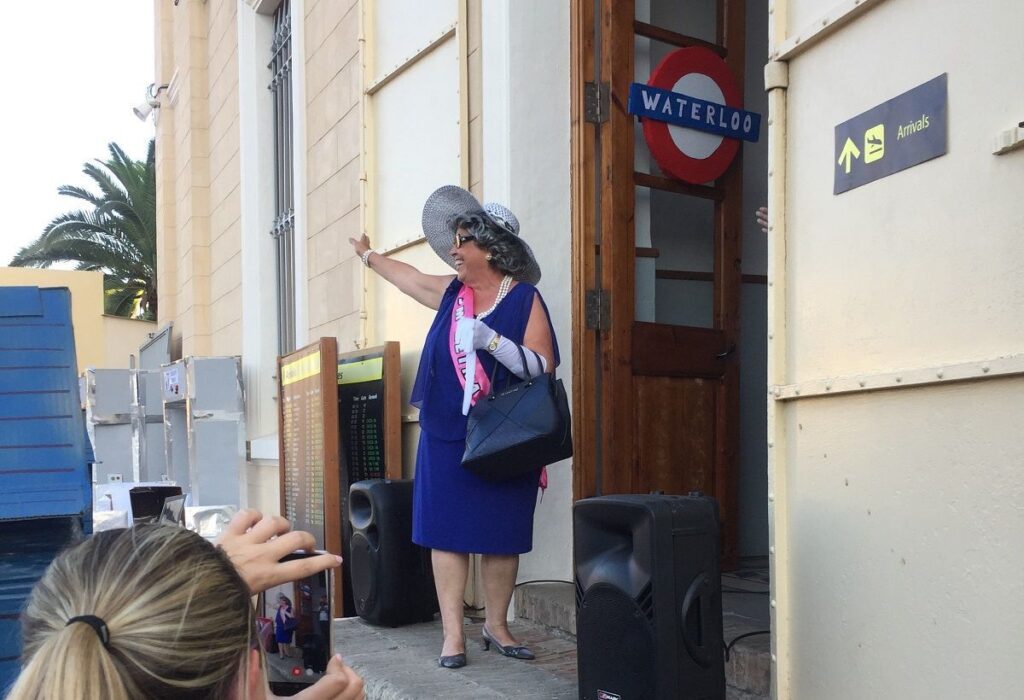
{"left": 269, "top": 0, "right": 295, "bottom": 355}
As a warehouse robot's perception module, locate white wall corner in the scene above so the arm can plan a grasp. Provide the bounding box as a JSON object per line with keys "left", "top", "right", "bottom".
{"left": 237, "top": 2, "right": 280, "bottom": 443}
{"left": 291, "top": 0, "right": 310, "bottom": 348}
{"left": 487, "top": 0, "right": 574, "bottom": 583}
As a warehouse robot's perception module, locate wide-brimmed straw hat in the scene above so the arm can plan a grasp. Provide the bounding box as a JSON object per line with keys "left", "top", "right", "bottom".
{"left": 421, "top": 185, "right": 541, "bottom": 285}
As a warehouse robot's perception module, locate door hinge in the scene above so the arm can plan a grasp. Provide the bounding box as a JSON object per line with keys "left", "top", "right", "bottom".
{"left": 585, "top": 289, "right": 611, "bottom": 330}
{"left": 584, "top": 82, "right": 609, "bottom": 124}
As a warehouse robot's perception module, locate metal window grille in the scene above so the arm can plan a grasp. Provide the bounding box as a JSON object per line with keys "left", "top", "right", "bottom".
{"left": 270, "top": 0, "right": 296, "bottom": 355}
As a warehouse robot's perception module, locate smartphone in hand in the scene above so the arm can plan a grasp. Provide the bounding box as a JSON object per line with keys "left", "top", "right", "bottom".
{"left": 258, "top": 551, "right": 335, "bottom": 696}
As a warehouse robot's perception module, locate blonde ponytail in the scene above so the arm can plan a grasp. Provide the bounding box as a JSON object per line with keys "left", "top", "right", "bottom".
{"left": 7, "top": 525, "right": 254, "bottom": 700}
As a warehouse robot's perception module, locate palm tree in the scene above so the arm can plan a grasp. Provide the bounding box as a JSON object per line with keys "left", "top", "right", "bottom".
{"left": 10, "top": 140, "right": 157, "bottom": 319}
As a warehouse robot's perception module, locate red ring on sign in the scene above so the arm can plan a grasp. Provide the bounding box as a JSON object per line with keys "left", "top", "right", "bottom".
{"left": 642, "top": 47, "right": 743, "bottom": 184}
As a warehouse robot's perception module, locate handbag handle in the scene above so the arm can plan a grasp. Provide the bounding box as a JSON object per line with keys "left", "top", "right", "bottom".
{"left": 528, "top": 347, "right": 561, "bottom": 380}
{"left": 484, "top": 342, "right": 545, "bottom": 399}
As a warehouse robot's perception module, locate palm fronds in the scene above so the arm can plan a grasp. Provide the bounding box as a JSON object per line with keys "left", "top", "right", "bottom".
{"left": 10, "top": 140, "right": 157, "bottom": 319}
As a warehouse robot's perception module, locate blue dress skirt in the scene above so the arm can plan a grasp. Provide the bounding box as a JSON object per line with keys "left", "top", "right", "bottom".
{"left": 413, "top": 431, "right": 541, "bottom": 554}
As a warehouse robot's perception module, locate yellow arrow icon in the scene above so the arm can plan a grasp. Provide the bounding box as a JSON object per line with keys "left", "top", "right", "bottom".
{"left": 838, "top": 137, "right": 861, "bottom": 174}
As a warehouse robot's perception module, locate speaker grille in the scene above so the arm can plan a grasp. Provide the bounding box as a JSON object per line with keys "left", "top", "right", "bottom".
{"left": 636, "top": 581, "right": 654, "bottom": 623}
{"left": 577, "top": 582, "right": 656, "bottom": 700}
{"left": 349, "top": 531, "right": 376, "bottom": 616}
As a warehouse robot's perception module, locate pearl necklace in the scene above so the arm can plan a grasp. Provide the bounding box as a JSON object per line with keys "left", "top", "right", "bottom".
{"left": 476, "top": 275, "right": 513, "bottom": 320}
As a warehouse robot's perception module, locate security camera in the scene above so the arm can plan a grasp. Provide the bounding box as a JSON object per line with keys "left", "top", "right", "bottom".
{"left": 133, "top": 99, "right": 160, "bottom": 121}
{"left": 132, "top": 83, "right": 169, "bottom": 121}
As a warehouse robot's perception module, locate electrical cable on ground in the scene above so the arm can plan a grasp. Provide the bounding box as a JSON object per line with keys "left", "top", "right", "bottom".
{"left": 724, "top": 630, "right": 771, "bottom": 661}
{"left": 514, "top": 579, "right": 574, "bottom": 588}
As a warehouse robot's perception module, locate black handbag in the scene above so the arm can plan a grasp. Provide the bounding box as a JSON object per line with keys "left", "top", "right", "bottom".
{"left": 461, "top": 346, "right": 573, "bottom": 480}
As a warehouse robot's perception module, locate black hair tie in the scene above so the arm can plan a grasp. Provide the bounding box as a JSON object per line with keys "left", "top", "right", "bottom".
{"left": 66, "top": 615, "right": 111, "bottom": 648}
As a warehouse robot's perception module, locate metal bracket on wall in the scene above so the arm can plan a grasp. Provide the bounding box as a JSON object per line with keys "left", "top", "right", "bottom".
{"left": 585, "top": 289, "right": 611, "bottom": 331}
{"left": 584, "top": 82, "right": 610, "bottom": 124}
{"left": 993, "top": 121, "right": 1024, "bottom": 155}
{"left": 770, "top": 353, "right": 1024, "bottom": 401}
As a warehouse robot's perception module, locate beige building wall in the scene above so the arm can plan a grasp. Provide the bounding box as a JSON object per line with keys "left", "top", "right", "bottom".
{"left": 768, "top": 0, "right": 1024, "bottom": 696}
{"left": 155, "top": 0, "right": 243, "bottom": 358}
{"left": 0, "top": 268, "right": 156, "bottom": 372}
{"left": 154, "top": 0, "right": 178, "bottom": 333}
{"left": 208, "top": 1, "right": 244, "bottom": 356}
{"left": 101, "top": 316, "right": 161, "bottom": 368}
{"left": 153, "top": 0, "right": 485, "bottom": 516}
{"left": 304, "top": 0, "right": 363, "bottom": 347}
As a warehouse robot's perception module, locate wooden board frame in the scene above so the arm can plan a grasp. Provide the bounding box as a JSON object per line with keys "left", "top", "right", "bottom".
{"left": 278, "top": 338, "right": 343, "bottom": 614}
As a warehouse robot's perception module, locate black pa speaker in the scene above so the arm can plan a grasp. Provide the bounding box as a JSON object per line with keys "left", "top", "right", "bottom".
{"left": 574, "top": 493, "right": 725, "bottom": 700}
{"left": 348, "top": 479, "right": 439, "bottom": 626}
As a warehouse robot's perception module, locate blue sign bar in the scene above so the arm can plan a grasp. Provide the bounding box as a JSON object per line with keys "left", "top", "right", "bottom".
{"left": 834, "top": 74, "right": 947, "bottom": 194}
{"left": 628, "top": 82, "right": 761, "bottom": 142}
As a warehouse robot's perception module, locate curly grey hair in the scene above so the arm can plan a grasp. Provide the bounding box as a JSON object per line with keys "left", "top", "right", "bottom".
{"left": 450, "top": 211, "right": 534, "bottom": 280}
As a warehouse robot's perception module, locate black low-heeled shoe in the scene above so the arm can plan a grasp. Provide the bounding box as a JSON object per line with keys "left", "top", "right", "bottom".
{"left": 438, "top": 652, "right": 467, "bottom": 669}
{"left": 481, "top": 625, "right": 535, "bottom": 660}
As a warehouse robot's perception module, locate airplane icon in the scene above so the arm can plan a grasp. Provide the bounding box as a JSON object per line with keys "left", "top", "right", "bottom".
{"left": 864, "top": 124, "right": 885, "bottom": 163}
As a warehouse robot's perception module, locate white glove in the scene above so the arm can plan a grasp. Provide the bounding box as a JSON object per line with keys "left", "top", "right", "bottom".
{"left": 489, "top": 336, "right": 548, "bottom": 379}
{"left": 455, "top": 317, "right": 498, "bottom": 351}
{"left": 455, "top": 317, "right": 548, "bottom": 381}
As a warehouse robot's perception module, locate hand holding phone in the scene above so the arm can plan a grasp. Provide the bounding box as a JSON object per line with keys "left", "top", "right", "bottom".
{"left": 262, "top": 551, "right": 339, "bottom": 696}
{"left": 215, "top": 509, "right": 341, "bottom": 594}
{"left": 277, "top": 654, "right": 364, "bottom": 700}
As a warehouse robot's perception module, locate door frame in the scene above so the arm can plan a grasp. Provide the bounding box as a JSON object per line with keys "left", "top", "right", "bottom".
{"left": 570, "top": 0, "right": 746, "bottom": 565}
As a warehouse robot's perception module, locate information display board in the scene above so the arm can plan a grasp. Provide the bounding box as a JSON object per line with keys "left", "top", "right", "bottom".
{"left": 336, "top": 343, "right": 402, "bottom": 615}
{"left": 277, "top": 339, "right": 342, "bottom": 612}
{"left": 336, "top": 342, "right": 402, "bottom": 486}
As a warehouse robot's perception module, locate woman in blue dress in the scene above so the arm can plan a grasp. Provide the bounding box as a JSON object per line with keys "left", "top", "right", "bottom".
{"left": 349, "top": 185, "right": 558, "bottom": 669}
{"left": 274, "top": 593, "right": 295, "bottom": 658}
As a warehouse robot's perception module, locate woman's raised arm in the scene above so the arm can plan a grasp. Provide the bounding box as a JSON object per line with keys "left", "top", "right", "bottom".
{"left": 349, "top": 234, "right": 453, "bottom": 309}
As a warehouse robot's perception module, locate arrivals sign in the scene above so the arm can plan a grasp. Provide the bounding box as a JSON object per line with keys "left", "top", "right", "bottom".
{"left": 628, "top": 47, "right": 760, "bottom": 184}
{"left": 834, "top": 74, "right": 947, "bottom": 194}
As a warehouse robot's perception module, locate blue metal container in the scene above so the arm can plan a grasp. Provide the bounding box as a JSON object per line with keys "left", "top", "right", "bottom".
{"left": 0, "top": 286, "right": 92, "bottom": 691}
{"left": 0, "top": 287, "right": 92, "bottom": 521}
{"left": 0, "top": 518, "right": 81, "bottom": 692}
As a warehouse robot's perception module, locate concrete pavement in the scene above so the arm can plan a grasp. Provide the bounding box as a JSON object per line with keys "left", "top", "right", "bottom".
{"left": 333, "top": 567, "right": 771, "bottom": 699}
{"left": 334, "top": 617, "right": 577, "bottom": 699}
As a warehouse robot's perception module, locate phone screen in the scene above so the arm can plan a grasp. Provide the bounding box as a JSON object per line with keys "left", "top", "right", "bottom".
{"left": 259, "top": 552, "right": 334, "bottom": 696}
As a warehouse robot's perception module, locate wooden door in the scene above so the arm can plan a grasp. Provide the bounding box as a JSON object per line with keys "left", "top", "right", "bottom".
{"left": 571, "top": 0, "right": 745, "bottom": 566}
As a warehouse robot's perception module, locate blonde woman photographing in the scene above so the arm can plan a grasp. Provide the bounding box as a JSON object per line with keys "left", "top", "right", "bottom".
{"left": 6, "top": 510, "right": 364, "bottom": 700}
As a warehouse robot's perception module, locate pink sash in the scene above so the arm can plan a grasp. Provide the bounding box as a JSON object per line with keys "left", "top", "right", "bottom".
{"left": 449, "top": 285, "right": 491, "bottom": 407}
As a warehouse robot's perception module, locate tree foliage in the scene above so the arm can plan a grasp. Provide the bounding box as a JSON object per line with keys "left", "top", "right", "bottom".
{"left": 10, "top": 140, "right": 157, "bottom": 319}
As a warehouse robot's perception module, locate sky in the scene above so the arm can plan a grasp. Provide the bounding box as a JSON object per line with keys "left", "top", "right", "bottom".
{"left": 0, "top": 1, "right": 155, "bottom": 266}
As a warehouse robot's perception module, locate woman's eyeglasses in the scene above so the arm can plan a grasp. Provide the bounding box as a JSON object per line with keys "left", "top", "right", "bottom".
{"left": 454, "top": 232, "right": 476, "bottom": 248}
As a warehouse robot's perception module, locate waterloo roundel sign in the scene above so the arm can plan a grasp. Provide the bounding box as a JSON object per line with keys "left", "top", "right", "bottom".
{"left": 628, "top": 47, "right": 761, "bottom": 184}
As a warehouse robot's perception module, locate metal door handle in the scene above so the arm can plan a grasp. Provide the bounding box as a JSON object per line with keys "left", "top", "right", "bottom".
{"left": 716, "top": 345, "right": 736, "bottom": 360}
